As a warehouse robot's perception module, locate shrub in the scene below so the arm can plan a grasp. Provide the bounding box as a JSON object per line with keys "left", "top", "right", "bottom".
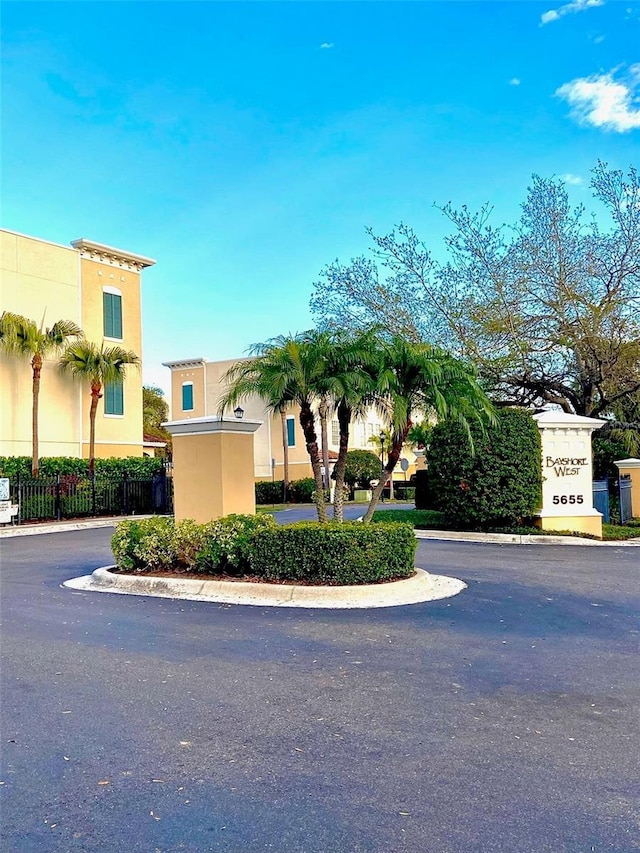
{"left": 249, "top": 521, "right": 416, "bottom": 585}
{"left": 426, "top": 408, "right": 542, "bottom": 528}
{"left": 255, "top": 480, "right": 285, "bottom": 504}
{"left": 0, "top": 455, "right": 164, "bottom": 479}
{"left": 342, "top": 450, "right": 382, "bottom": 489}
{"left": 111, "top": 516, "right": 177, "bottom": 573}
{"left": 195, "top": 514, "right": 277, "bottom": 575}
{"left": 288, "top": 478, "right": 316, "bottom": 503}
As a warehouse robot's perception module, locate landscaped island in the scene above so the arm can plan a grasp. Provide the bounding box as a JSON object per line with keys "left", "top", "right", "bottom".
{"left": 111, "top": 515, "right": 417, "bottom": 586}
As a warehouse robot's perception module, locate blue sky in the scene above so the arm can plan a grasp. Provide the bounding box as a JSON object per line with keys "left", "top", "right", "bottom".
{"left": 2, "top": 1, "right": 639, "bottom": 396}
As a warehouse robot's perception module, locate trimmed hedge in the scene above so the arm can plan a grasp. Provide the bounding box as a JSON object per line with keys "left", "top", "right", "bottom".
{"left": 249, "top": 521, "right": 416, "bottom": 585}
{"left": 111, "top": 514, "right": 277, "bottom": 575}
{"left": 0, "top": 455, "right": 164, "bottom": 479}
{"left": 111, "top": 516, "right": 416, "bottom": 585}
{"left": 425, "top": 408, "right": 542, "bottom": 528}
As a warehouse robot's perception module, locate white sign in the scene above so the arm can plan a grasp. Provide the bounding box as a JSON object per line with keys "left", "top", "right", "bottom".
{"left": 0, "top": 478, "right": 9, "bottom": 502}
{"left": 534, "top": 411, "right": 604, "bottom": 517}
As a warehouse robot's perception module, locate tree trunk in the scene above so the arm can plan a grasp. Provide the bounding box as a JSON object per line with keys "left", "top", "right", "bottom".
{"left": 88, "top": 381, "right": 102, "bottom": 476}
{"left": 31, "top": 353, "right": 42, "bottom": 477}
{"left": 280, "top": 409, "right": 290, "bottom": 502}
{"left": 299, "top": 402, "right": 327, "bottom": 523}
{"left": 319, "top": 394, "right": 330, "bottom": 490}
{"left": 332, "top": 401, "right": 352, "bottom": 523}
{"left": 362, "top": 424, "right": 410, "bottom": 522}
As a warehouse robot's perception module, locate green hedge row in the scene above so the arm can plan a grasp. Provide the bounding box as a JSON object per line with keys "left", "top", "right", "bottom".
{"left": 0, "top": 456, "right": 165, "bottom": 479}
{"left": 249, "top": 522, "right": 416, "bottom": 584}
{"left": 255, "top": 477, "right": 317, "bottom": 504}
{"left": 111, "top": 515, "right": 416, "bottom": 585}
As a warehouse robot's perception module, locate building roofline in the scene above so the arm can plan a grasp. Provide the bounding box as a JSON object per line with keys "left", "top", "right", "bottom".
{"left": 70, "top": 238, "right": 156, "bottom": 270}
{"left": 162, "top": 358, "right": 206, "bottom": 369}
{"left": 1, "top": 228, "right": 76, "bottom": 253}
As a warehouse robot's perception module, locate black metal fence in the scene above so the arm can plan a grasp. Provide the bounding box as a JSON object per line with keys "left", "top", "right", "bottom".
{"left": 8, "top": 472, "right": 173, "bottom": 524}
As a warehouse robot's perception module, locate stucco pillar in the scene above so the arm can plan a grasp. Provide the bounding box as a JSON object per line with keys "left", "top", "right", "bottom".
{"left": 163, "top": 416, "right": 262, "bottom": 523}
{"left": 614, "top": 458, "right": 640, "bottom": 518}
{"left": 533, "top": 411, "right": 605, "bottom": 538}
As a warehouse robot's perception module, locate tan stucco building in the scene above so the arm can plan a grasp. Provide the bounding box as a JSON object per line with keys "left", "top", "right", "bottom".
{"left": 1, "top": 228, "right": 155, "bottom": 459}
{"left": 163, "top": 356, "right": 419, "bottom": 482}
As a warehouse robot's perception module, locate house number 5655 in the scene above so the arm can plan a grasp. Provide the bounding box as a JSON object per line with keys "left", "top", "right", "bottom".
{"left": 552, "top": 495, "right": 584, "bottom": 505}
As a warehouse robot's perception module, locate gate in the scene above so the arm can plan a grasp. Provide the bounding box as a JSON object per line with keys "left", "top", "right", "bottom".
{"left": 592, "top": 480, "right": 610, "bottom": 523}
{"left": 619, "top": 475, "right": 632, "bottom": 525}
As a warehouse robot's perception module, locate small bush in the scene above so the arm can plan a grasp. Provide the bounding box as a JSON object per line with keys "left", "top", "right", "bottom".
{"left": 255, "top": 480, "right": 285, "bottom": 504}
{"left": 288, "top": 478, "right": 316, "bottom": 503}
{"left": 195, "top": 514, "right": 277, "bottom": 575}
{"left": 111, "top": 516, "right": 177, "bottom": 573}
{"left": 342, "top": 450, "right": 382, "bottom": 489}
{"left": 249, "top": 522, "right": 416, "bottom": 585}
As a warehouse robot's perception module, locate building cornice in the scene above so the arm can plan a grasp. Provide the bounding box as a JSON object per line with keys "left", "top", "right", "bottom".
{"left": 162, "top": 358, "right": 205, "bottom": 370}
{"left": 70, "top": 238, "right": 156, "bottom": 271}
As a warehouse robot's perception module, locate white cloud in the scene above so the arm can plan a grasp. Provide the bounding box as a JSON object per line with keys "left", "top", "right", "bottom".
{"left": 560, "top": 173, "right": 583, "bottom": 185}
{"left": 556, "top": 68, "right": 640, "bottom": 132}
{"left": 320, "top": 42, "right": 334, "bottom": 49}
{"left": 509, "top": 77, "right": 521, "bottom": 86}
{"left": 541, "top": 0, "right": 604, "bottom": 25}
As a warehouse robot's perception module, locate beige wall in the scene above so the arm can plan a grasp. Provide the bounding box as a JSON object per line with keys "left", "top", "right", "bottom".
{"left": 0, "top": 231, "right": 82, "bottom": 458}
{"left": 79, "top": 257, "right": 143, "bottom": 455}
{"left": 1, "top": 229, "right": 149, "bottom": 461}
{"left": 170, "top": 364, "right": 206, "bottom": 420}
{"left": 172, "top": 430, "right": 256, "bottom": 522}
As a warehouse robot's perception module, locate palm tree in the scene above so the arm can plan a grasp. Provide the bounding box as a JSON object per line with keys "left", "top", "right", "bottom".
{"left": 59, "top": 341, "right": 140, "bottom": 474}
{"left": 0, "top": 312, "right": 82, "bottom": 476}
{"left": 361, "top": 337, "right": 495, "bottom": 522}
{"left": 218, "top": 334, "right": 329, "bottom": 522}
{"left": 303, "top": 328, "right": 379, "bottom": 522}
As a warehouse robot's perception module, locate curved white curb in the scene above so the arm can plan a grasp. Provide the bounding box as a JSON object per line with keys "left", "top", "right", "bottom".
{"left": 63, "top": 567, "right": 467, "bottom": 609}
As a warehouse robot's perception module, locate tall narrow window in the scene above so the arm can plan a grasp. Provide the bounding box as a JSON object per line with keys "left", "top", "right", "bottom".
{"left": 104, "top": 380, "right": 124, "bottom": 416}
{"left": 331, "top": 420, "right": 340, "bottom": 445}
{"left": 182, "top": 382, "right": 194, "bottom": 412}
{"left": 103, "top": 290, "right": 123, "bottom": 339}
{"left": 286, "top": 417, "right": 296, "bottom": 447}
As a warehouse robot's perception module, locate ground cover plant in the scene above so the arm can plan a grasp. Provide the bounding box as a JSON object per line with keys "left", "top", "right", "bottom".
{"left": 111, "top": 515, "right": 416, "bottom": 584}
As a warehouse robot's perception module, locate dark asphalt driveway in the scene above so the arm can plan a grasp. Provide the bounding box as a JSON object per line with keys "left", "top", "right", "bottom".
{"left": 1, "top": 527, "right": 638, "bottom": 853}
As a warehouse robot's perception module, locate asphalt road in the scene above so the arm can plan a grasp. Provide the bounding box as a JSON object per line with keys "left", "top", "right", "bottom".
{"left": 1, "top": 527, "right": 639, "bottom": 853}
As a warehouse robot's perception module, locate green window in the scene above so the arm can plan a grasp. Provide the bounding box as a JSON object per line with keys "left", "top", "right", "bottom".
{"left": 104, "top": 380, "right": 124, "bottom": 416}
{"left": 286, "top": 417, "right": 295, "bottom": 447}
{"left": 103, "top": 291, "right": 123, "bottom": 339}
{"left": 182, "top": 383, "right": 194, "bottom": 411}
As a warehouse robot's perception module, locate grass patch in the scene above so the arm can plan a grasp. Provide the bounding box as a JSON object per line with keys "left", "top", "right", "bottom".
{"left": 372, "top": 508, "right": 640, "bottom": 541}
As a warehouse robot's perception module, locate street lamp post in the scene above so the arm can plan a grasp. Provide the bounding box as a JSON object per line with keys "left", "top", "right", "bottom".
{"left": 379, "top": 431, "right": 386, "bottom": 502}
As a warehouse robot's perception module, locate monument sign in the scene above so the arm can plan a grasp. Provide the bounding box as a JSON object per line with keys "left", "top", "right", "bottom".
{"left": 533, "top": 410, "right": 605, "bottom": 538}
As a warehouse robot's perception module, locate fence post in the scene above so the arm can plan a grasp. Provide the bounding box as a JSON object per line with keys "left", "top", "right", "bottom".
{"left": 55, "top": 473, "right": 62, "bottom": 521}
{"left": 17, "top": 472, "right": 21, "bottom": 525}
{"left": 122, "top": 472, "right": 129, "bottom": 516}
{"left": 91, "top": 471, "right": 97, "bottom": 517}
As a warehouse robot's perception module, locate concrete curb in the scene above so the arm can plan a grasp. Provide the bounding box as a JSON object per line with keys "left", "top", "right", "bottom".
{"left": 3, "top": 516, "right": 638, "bottom": 545}
{"left": 0, "top": 516, "right": 153, "bottom": 538}
{"left": 414, "top": 529, "right": 640, "bottom": 546}
{"left": 63, "top": 567, "right": 467, "bottom": 609}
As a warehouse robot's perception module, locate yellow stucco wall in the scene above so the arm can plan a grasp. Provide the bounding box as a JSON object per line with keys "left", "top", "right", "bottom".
{"left": 616, "top": 463, "right": 640, "bottom": 518}
{"left": 536, "top": 514, "right": 603, "bottom": 538}
{"left": 0, "top": 231, "right": 83, "bottom": 457}
{"left": 79, "top": 257, "right": 143, "bottom": 453}
{"left": 172, "top": 431, "right": 256, "bottom": 522}
{"left": 1, "top": 229, "right": 150, "bottom": 460}
{"left": 170, "top": 365, "right": 206, "bottom": 419}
